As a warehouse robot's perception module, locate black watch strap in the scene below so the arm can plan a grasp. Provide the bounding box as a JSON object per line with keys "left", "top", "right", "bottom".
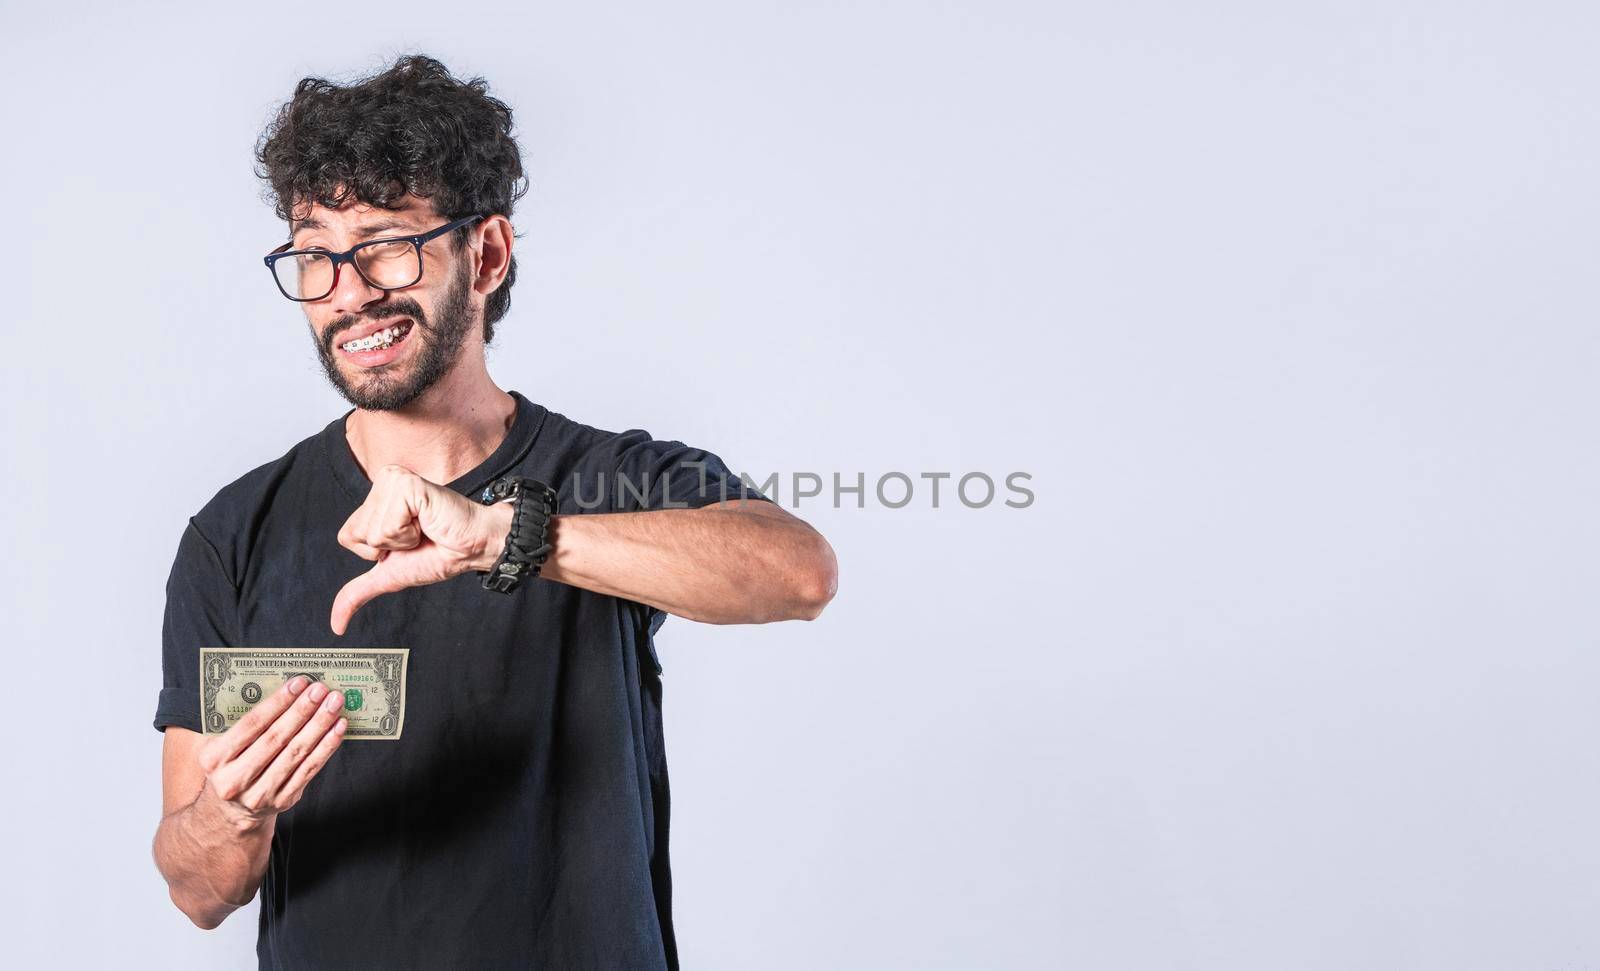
{"left": 477, "top": 475, "right": 557, "bottom": 594}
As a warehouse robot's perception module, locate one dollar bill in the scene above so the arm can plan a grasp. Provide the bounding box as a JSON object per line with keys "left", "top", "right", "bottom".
{"left": 200, "top": 648, "right": 410, "bottom": 740}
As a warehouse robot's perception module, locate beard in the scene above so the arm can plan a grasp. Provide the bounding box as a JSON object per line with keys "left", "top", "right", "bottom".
{"left": 312, "top": 257, "right": 476, "bottom": 412}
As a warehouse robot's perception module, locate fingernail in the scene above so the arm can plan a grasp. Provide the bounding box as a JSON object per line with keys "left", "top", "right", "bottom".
{"left": 288, "top": 676, "right": 308, "bottom": 694}
{"left": 333, "top": 718, "right": 348, "bottom": 734}
{"left": 324, "top": 691, "right": 344, "bottom": 713}
{"left": 308, "top": 682, "right": 329, "bottom": 703}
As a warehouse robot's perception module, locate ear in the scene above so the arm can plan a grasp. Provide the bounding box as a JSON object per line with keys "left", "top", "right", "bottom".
{"left": 473, "top": 215, "right": 514, "bottom": 298}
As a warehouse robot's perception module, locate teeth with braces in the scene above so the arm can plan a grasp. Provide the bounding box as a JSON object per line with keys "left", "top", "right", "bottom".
{"left": 342, "top": 324, "right": 409, "bottom": 353}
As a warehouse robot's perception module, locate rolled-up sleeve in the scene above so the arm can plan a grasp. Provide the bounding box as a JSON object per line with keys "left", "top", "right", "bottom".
{"left": 153, "top": 518, "right": 239, "bottom": 733}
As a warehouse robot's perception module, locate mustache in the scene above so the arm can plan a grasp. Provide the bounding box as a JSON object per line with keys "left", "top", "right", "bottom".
{"left": 322, "top": 303, "right": 427, "bottom": 351}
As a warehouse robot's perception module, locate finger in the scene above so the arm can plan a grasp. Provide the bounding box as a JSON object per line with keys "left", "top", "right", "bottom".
{"left": 227, "top": 680, "right": 333, "bottom": 788}
{"left": 341, "top": 474, "right": 425, "bottom": 554}
{"left": 372, "top": 477, "right": 424, "bottom": 550}
{"left": 338, "top": 507, "right": 384, "bottom": 560}
{"left": 276, "top": 715, "right": 349, "bottom": 810}
{"left": 344, "top": 538, "right": 384, "bottom": 561}
{"left": 330, "top": 560, "right": 405, "bottom": 636}
{"left": 240, "top": 687, "right": 346, "bottom": 808}
{"left": 205, "top": 675, "right": 310, "bottom": 769}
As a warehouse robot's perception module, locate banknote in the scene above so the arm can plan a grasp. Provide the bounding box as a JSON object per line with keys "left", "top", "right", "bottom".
{"left": 200, "top": 648, "right": 410, "bottom": 740}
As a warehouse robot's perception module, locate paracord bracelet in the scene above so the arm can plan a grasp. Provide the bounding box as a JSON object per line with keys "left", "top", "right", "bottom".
{"left": 477, "top": 475, "right": 557, "bottom": 594}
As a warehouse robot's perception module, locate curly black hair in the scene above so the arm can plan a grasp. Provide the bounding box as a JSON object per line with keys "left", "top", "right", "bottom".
{"left": 254, "top": 53, "right": 529, "bottom": 343}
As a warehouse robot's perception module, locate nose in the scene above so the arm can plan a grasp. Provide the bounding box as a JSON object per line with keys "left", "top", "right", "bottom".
{"left": 328, "top": 257, "right": 387, "bottom": 317}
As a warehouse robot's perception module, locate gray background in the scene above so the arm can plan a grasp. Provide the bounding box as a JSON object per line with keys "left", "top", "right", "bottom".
{"left": 1, "top": 2, "right": 1594, "bottom": 968}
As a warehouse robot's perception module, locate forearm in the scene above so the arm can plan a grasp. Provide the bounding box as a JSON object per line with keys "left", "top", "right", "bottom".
{"left": 153, "top": 788, "right": 275, "bottom": 929}
{"left": 535, "top": 503, "right": 837, "bottom": 624}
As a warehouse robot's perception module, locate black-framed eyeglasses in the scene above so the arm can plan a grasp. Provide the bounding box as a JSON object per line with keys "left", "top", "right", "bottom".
{"left": 263, "top": 213, "right": 487, "bottom": 302}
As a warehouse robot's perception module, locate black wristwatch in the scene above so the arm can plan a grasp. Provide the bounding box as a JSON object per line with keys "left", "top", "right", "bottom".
{"left": 477, "top": 475, "right": 557, "bottom": 594}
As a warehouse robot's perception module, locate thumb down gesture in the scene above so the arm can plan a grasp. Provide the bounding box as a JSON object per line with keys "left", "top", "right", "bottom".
{"left": 330, "top": 464, "right": 513, "bottom": 635}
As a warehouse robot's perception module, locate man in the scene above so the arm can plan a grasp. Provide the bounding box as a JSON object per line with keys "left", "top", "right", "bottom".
{"left": 150, "top": 54, "right": 837, "bottom": 970}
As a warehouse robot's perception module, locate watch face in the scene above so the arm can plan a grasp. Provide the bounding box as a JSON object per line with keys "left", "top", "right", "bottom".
{"left": 482, "top": 477, "right": 523, "bottom": 503}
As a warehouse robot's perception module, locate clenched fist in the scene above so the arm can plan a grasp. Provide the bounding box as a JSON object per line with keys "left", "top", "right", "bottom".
{"left": 331, "top": 464, "right": 513, "bottom": 634}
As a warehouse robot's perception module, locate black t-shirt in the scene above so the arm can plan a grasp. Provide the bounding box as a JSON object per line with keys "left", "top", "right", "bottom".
{"left": 154, "top": 391, "right": 769, "bottom": 969}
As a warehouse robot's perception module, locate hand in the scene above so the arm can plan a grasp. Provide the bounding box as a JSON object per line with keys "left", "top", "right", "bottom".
{"left": 330, "top": 464, "right": 512, "bottom": 635}
{"left": 193, "top": 676, "right": 348, "bottom": 832}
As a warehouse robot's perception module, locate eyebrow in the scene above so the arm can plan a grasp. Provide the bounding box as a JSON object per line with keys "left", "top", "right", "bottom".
{"left": 291, "top": 216, "right": 420, "bottom": 241}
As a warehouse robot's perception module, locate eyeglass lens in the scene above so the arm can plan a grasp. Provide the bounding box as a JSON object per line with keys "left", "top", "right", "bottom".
{"left": 274, "top": 240, "right": 420, "bottom": 300}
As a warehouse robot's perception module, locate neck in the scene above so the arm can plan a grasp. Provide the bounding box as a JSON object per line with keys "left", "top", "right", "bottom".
{"left": 344, "top": 363, "right": 516, "bottom": 487}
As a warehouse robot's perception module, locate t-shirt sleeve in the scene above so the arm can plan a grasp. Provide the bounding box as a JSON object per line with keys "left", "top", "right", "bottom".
{"left": 154, "top": 518, "right": 240, "bottom": 733}
{"left": 567, "top": 429, "right": 774, "bottom": 514}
